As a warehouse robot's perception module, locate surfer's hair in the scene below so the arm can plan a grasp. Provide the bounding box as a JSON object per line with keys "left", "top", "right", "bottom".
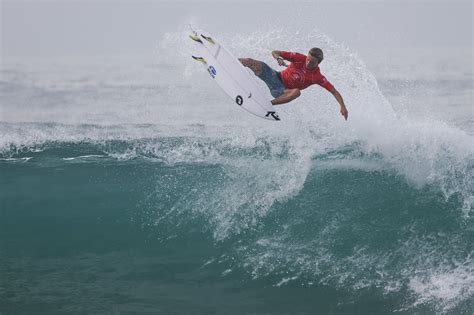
{"left": 309, "top": 47, "right": 324, "bottom": 63}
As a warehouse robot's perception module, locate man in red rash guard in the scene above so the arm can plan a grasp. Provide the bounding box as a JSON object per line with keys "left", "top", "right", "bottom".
{"left": 239, "top": 48, "right": 348, "bottom": 120}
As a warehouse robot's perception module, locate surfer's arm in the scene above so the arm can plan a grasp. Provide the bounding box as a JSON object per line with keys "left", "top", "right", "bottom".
{"left": 272, "top": 50, "right": 284, "bottom": 59}
{"left": 274, "top": 51, "right": 306, "bottom": 63}
{"left": 330, "top": 88, "right": 348, "bottom": 121}
{"left": 271, "top": 89, "right": 301, "bottom": 105}
{"left": 271, "top": 51, "right": 287, "bottom": 66}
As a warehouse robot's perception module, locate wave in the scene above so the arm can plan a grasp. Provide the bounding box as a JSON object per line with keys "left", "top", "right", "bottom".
{"left": 1, "top": 24, "right": 473, "bottom": 312}
{"left": 2, "top": 127, "right": 472, "bottom": 217}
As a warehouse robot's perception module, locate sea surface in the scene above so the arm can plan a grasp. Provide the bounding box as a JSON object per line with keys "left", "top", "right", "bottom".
{"left": 1, "top": 25, "right": 473, "bottom": 314}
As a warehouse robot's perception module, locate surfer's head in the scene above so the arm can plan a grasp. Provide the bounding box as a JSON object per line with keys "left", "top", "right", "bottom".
{"left": 306, "top": 47, "right": 324, "bottom": 69}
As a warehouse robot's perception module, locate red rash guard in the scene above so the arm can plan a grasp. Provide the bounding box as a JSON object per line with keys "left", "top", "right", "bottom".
{"left": 279, "top": 51, "right": 334, "bottom": 91}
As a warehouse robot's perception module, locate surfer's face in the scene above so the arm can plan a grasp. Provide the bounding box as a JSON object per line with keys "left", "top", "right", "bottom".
{"left": 305, "top": 54, "right": 319, "bottom": 69}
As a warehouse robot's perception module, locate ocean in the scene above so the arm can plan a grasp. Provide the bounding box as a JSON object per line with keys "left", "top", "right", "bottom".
{"left": 1, "top": 7, "right": 473, "bottom": 314}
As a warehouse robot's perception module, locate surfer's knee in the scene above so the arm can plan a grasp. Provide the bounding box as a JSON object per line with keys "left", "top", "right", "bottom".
{"left": 239, "top": 58, "right": 262, "bottom": 75}
{"left": 239, "top": 58, "right": 252, "bottom": 67}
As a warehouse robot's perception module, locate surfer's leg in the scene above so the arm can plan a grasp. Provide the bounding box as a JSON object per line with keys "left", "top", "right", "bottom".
{"left": 238, "top": 58, "right": 263, "bottom": 76}
{"left": 271, "top": 89, "right": 301, "bottom": 105}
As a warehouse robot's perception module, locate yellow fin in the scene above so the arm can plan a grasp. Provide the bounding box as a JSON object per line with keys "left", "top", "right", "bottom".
{"left": 189, "top": 34, "right": 203, "bottom": 43}
{"left": 192, "top": 56, "right": 206, "bottom": 63}
{"left": 201, "top": 35, "right": 215, "bottom": 44}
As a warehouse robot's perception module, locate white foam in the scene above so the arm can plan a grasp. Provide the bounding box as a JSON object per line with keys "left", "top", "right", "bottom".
{"left": 62, "top": 155, "right": 106, "bottom": 161}
{"left": 408, "top": 260, "right": 474, "bottom": 312}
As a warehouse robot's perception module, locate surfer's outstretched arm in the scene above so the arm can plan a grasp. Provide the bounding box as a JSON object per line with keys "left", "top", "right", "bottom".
{"left": 329, "top": 88, "right": 348, "bottom": 120}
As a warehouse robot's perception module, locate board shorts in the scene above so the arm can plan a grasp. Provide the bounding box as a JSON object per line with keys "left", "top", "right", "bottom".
{"left": 256, "top": 62, "right": 286, "bottom": 98}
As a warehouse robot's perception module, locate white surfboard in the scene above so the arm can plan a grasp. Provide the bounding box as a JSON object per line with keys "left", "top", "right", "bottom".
{"left": 189, "top": 28, "right": 280, "bottom": 121}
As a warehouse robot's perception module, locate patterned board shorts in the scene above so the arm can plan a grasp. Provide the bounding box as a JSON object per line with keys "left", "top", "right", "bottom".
{"left": 256, "top": 62, "right": 286, "bottom": 98}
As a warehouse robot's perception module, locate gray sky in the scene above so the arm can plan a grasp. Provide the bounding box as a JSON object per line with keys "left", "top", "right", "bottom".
{"left": 1, "top": 0, "right": 472, "bottom": 58}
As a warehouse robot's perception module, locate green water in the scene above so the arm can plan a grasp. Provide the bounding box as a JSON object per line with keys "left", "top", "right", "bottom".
{"left": 1, "top": 143, "right": 472, "bottom": 314}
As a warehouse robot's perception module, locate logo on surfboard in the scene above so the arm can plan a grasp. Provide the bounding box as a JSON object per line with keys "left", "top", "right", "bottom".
{"left": 265, "top": 111, "right": 280, "bottom": 121}
{"left": 207, "top": 65, "right": 217, "bottom": 78}
{"left": 235, "top": 95, "right": 243, "bottom": 106}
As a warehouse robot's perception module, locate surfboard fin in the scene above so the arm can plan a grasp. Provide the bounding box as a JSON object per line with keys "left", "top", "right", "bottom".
{"left": 189, "top": 34, "right": 203, "bottom": 43}
{"left": 192, "top": 56, "right": 206, "bottom": 63}
{"left": 200, "top": 34, "right": 215, "bottom": 44}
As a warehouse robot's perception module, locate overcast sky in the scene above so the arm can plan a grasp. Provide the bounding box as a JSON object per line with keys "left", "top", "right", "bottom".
{"left": 1, "top": 0, "right": 472, "bottom": 58}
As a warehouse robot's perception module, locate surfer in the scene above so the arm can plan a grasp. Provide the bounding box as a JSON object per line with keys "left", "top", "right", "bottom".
{"left": 239, "top": 48, "right": 349, "bottom": 120}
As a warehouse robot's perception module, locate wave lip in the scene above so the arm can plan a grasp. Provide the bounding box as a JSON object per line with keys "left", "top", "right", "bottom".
{"left": 1, "top": 118, "right": 472, "bottom": 218}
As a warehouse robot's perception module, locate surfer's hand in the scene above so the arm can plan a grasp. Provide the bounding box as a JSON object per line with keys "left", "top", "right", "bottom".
{"left": 340, "top": 105, "right": 348, "bottom": 121}
{"left": 276, "top": 57, "right": 287, "bottom": 67}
